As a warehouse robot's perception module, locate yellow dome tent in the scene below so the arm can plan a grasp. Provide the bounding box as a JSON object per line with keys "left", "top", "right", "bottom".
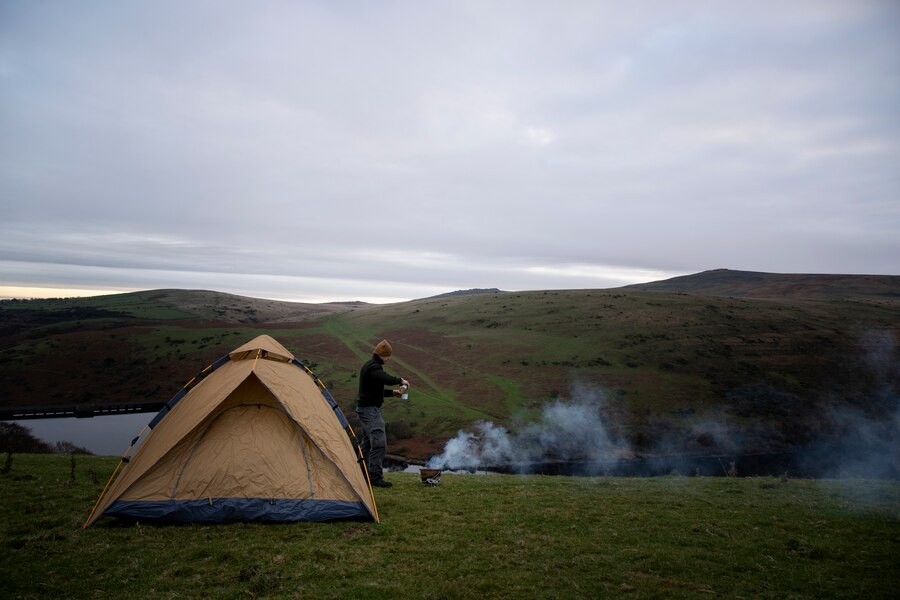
{"left": 85, "top": 335, "right": 378, "bottom": 526}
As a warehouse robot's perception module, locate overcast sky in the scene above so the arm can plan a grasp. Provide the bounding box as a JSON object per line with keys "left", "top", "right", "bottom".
{"left": 1, "top": 1, "right": 898, "bottom": 303}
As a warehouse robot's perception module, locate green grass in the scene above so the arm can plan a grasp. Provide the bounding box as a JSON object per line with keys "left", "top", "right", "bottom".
{"left": 86, "top": 292, "right": 199, "bottom": 320}
{"left": 0, "top": 292, "right": 197, "bottom": 320}
{"left": 487, "top": 374, "right": 526, "bottom": 415}
{"left": 323, "top": 314, "right": 376, "bottom": 361}
{"left": 2, "top": 454, "right": 898, "bottom": 599}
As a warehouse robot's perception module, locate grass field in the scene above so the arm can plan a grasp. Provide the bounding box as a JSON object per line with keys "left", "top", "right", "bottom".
{"left": 2, "top": 454, "right": 898, "bottom": 599}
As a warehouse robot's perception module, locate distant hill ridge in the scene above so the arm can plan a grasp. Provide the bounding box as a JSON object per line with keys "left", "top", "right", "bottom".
{"left": 424, "top": 288, "right": 503, "bottom": 300}
{"left": 624, "top": 269, "right": 900, "bottom": 301}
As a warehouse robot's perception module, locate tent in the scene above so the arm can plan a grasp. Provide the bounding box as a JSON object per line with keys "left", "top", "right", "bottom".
{"left": 84, "top": 335, "right": 378, "bottom": 526}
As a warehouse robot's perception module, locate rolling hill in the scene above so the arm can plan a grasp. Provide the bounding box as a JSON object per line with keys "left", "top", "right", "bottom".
{"left": 1, "top": 270, "right": 898, "bottom": 475}
{"left": 625, "top": 268, "right": 900, "bottom": 301}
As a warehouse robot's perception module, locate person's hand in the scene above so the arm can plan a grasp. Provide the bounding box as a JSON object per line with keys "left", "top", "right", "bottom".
{"left": 400, "top": 378, "right": 410, "bottom": 388}
{"left": 392, "top": 389, "right": 401, "bottom": 397}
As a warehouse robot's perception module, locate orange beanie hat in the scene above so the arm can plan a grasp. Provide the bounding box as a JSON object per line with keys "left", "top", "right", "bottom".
{"left": 374, "top": 340, "right": 393, "bottom": 358}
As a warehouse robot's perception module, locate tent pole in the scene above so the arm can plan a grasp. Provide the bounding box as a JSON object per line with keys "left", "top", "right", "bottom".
{"left": 82, "top": 421, "right": 151, "bottom": 528}
{"left": 360, "top": 458, "right": 380, "bottom": 523}
{"left": 294, "top": 358, "right": 380, "bottom": 523}
{"left": 348, "top": 423, "right": 380, "bottom": 523}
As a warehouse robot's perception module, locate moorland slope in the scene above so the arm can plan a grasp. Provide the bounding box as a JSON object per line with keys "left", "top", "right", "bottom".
{"left": 1, "top": 270, "right": 898, "bottom": 471}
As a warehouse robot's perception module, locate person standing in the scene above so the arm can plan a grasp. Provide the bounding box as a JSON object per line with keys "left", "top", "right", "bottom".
{"left": 356, "top": 340, "right": 409, "bottom": 488}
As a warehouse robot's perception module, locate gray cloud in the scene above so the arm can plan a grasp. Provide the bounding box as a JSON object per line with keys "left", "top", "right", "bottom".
{"left": 1, "top": 1, "right": 898, "bottom": 301}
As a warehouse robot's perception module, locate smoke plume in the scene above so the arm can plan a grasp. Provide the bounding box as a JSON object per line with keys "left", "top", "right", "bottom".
{"left": 800, "top": 329, "right": 900, "bottom": 479}
{"left": 427, "top": 386, "right": 629, "bottom": 474}
{"left": 425, "top": 329, "right": 899, "bottom": 479}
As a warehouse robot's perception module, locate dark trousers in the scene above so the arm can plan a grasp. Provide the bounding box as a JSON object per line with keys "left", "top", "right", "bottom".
{"left": 357, "top": 406, "right": 387, "bottom": 483}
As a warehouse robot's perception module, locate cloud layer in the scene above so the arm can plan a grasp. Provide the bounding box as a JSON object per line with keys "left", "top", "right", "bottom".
{"left": 2, "top": 1, "right": 898, "bottom": 301}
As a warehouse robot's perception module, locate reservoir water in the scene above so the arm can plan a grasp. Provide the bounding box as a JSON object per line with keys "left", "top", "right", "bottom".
{"left": 10, "top": 412, "right": 154, "bottom": 456}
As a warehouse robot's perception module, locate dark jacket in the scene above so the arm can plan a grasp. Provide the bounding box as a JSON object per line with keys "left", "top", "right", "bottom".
{"left": 356, "top": 354, "right": 402, "bottom": 408}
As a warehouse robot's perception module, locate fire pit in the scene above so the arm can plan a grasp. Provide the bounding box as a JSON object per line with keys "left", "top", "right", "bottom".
{"left": 419, "top": 468, "right": 442, "bottom": 486}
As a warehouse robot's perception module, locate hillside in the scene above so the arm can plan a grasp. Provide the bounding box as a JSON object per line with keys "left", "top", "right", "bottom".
{"left": 1, "top": 271, "right": 898, "bottom": 473}
{"left": 625, "top": 268, "right": 900, "bottom": 301}
{"left": 131, "top": 289, "right": 366, "bottom": 322}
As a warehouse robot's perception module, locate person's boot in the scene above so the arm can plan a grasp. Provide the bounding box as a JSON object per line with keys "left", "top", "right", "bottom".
{"left": 372, "top": 479, "right": 393, "bottom": 488}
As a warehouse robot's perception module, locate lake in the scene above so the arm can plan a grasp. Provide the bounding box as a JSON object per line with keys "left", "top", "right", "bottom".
{"left": 10, "top": 412, "right": 154, "bottom": 456}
